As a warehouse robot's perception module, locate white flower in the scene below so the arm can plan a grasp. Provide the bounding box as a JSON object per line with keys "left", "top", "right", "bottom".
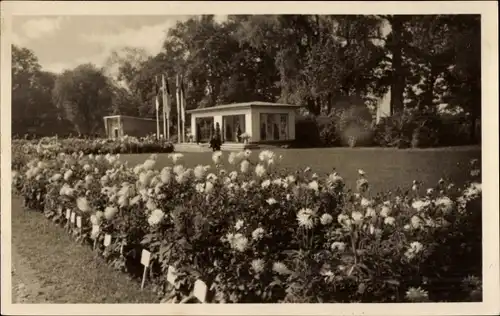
{"left": 411, "top": 215, "right": 422, "bottom": 229}
{"left": 206, "top": 173, "right": 218, "bottom": 182}
{"left": 251, "top": 227, "right": 265, "bottom": 241}
{"left": 205, "top": 181, "right": 214, "bottom": 194}
{"left": 426, "top": 188, "right": 434, "bottom": 195}
{"left": 404, "top": 224, "right": 411, "bottom": 230}
{"left": 331, "top": 241, "right": 346, "bottom": 252}
{"left": 384, "top": 216, "right": 396, "bottom": 226}
{"left": 233, "top": 160, "right": 247, "bottom": 175}
{"left": 228, "top": 152, "right": 238, "bottom": 165}
{"left": 84, "top": 175, "right": 94, "bottom": 185}
{"left": 358, "top": 169, "right": 365, "bottom": 176}
{"left": 64, "top": 169, "right": 73, "bottom": 181}
{"left": 104, "top": 206, "right": 118, "bottom": 220}
{"left": 337, "top": 214, "right": 349, "bottom": 225}
{"left": 404, "top": 241, "right": 424, "bottom": 260}
{"left": 51, "top": 173, "right": 62, "bottom": 182}
{"left": 130, "top": 195, "right": 141, "bottom": 206}
{"left": 83, "top": 164, "right": 91, "bottom": 172}
{"left": 235, "top": 219, "right": 245, "bottom": 231}
{"left": 244, "top": 149, "right": 252, "bottom": 158}
{"left": 255, "top": 164, "right": 266, "bottom": 177}
{"left": 195, "top": 183, "right": 205, "bottom": 193}
{"left": 76, "top": 197, "right": 91, "bottom": 212}
{"left": 142, "top": 159, "right": 155, "bottom": 171}
{"left": 320, "top": 213, "right": 333, "bottom": 225}
{"left": 405, "top": 287, "right": 429, "bottom": 302}
{"left": 261, "top": 179, "right": 271, "bottom": 189}
{"left": 259, "top": 150, "right": 275, "bottom": 162}
{"left": 148, "top": 209, "right": 165, "bottom": 226}
{"left": 212, "top": 151, "right": 223, "bottom": 164}
{"left": 360, "top": 197, "right": 372, "bottom": 208}
{"left": 308, "top": 180, "right": 319, "bottom": 192}
{"left": 251, "top": 259, "right": 265, "bottom": 274}
{"left": 380, "top": 206, "right": 391, "bottom": 217}
{"left": 297, "top": 208, "right": 315, "bottom": 229}
{"left": 351, "top": 210, "right": 364, "bottom": 223}
{"left": 146, "top": 199, "right": 157, "bottom": 211}
{"left": 173, "top": 165, "right": 185, "bottom": 176}
{"left": 435, "top": 196, "right": 454, "bottom": 215}
{"left": 412, "top": 199, "right": 430, "bottom": 212}
{"left": 170, "top": 153, "right": 184, "bottom": 164}
{"left": 365, "top": 207, "right": 376, "bottom": 218}
{"left": 266, "top": 198, "right": 277, "bottom": 205}
{"left": 286, "top": 175, "right": 296, "bottom": 184}
{"left": 193, "top": 165, "right": 206, "bottom": 180}
{"left": 227, "top": 233, "right": 248, "bottom": 252}
{"left": 229, "top": 171, "right": 238, "bottom": 181}
{"left": 272, "top": 261, "right": 291, "bottom": 275}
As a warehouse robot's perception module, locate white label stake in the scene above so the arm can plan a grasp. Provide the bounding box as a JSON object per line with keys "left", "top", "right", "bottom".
{"left": 140, "top": 249, "right": 151, "bottom": 290}
{"left": 103, "top": 234, "right": 112, "bottom": 247}
{"left": 65, "top": 209, "right": 71, "bottom": 219}
{"left": 70, "top": 212, "right": 76, "bottom": 224}
{"left": 76, "top": 216, "right": 82, "bottom": 228}
{"left": 167, "top": 265, "right": 177, "bottom": 285}
{"left": 194, "top": 279, "right": 207, "bottom": 303}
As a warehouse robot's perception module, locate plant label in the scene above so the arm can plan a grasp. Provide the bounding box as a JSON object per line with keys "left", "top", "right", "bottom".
{"left": 70, "top": 212, "right": 76, "bottom": 223}
{"left": 103, "top": 234, "right": 112, "bottom": 247}
{"left": 167, "top": 265, "right": 177, "bottom": 285}
{"left": 141, "top": 249, "right": 151, "bottom": 267}
{"left": 194, "top": 279, "right": 207, "bottom": 303}
{"left": 76, "top": 216, "right": 82, "bottom": 228}
{"left": 66, "top": 209, "right": 71, "bottom": 219}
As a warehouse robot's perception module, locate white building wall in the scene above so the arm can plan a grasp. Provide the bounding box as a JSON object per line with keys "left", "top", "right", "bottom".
{"left": 190, "top": 106, "right": 297, "bottom": 143}
{"left": 251, "top": 108, "right": 261, "bottom": 142}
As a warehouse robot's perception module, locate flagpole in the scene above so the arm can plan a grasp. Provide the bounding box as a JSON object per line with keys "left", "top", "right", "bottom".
{"left": 176, "top": 74, "right": 181, "bottom": 144}
{"left": 180, "top": 75, "right": 185, "bottom": 143}
{"left": 162, "top": 74, "right": 167, "bottom": 141}
{"left": 155, "top": 76, "right": 160, "bottom": 140}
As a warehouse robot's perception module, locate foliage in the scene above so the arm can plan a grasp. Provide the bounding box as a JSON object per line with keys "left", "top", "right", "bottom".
{"left": 52, "top": 64, "right": 114, "bottom": 135}
{"left": 12, "top": 142, "right": 483, "bottom": 303}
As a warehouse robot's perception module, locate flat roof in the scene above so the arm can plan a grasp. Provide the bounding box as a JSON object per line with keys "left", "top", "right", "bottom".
{"left": 186, "top": 101, "right": 301, "bottom": 114}
{"left": 103, "top": 115, "right": 156, "bottom": 122}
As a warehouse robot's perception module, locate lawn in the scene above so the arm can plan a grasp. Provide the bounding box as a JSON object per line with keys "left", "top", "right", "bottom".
{"left": 121, "top": 146, "right": 481, "bottom": 193}
{"left": 11, "top": 197, "right": 160, "bottom": 303}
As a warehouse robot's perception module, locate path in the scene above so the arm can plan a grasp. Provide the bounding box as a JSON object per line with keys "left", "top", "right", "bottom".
{"left": 11, "top": 247, "right": 55, "bottom": 303}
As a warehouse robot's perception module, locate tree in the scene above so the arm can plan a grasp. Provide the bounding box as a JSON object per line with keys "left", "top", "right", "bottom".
{"left": 52, "top": 64, "right": 113, "bottom": 135}
{"left": 11, "top": 45, "right": 66, "bottom": 136}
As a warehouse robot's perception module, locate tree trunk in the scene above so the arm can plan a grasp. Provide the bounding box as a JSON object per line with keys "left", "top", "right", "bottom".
{"left": 389, "top": 16, "right": 405, "bottom": 116}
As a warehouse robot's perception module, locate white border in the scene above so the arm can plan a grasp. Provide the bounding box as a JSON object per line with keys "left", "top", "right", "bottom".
{"left": 1, "top": 1, "right": 498, "bottom": 315}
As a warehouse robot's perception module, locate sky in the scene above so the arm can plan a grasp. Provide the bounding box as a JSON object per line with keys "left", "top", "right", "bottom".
{"left": 13, "top": 15, "right": 389, "bottom": 75}
{"left": 12, "top": 15, "right": 227, "bottom": 74}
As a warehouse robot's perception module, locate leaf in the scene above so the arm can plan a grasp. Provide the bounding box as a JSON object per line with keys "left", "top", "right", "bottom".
{"left": 384, "top": 279, "right": 400, "bottom": 286}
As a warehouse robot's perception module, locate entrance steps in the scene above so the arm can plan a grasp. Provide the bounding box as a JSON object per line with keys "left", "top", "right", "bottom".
{"left": 174, "top": 142, "right": 260, "bottom": 153}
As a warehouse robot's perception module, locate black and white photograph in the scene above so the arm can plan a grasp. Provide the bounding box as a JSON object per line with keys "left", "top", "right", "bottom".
{"left": 1, "top": 1, "right": 498, "bottom": 315}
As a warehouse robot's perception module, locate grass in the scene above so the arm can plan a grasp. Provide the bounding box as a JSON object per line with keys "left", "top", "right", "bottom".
{"left": 11, "top": 197, "right": 160, "bottom": 303}
{"left": 121, "top": 146, "right": 481, "bottom": 193}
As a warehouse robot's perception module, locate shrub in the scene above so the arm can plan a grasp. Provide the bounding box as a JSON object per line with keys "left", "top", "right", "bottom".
{"left": 294, "top": 116, "right": 322, "bottom": 147}
{"left": 12, "top": 144, "right": 483, "bottom": 303}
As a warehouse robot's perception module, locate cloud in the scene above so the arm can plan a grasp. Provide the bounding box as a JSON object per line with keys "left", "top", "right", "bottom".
{"left": 20, "top": 17, "right": 65, "bottom": 40}
{"left": 43, "top": 51, "right": 110, "bottom": 74}
{"left": 80, "top": 17, "right": 188, "bottom": 57}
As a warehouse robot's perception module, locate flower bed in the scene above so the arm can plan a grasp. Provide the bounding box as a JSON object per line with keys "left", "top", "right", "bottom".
{"left": 12, "top": 143, "right": 483, "bottom": 303}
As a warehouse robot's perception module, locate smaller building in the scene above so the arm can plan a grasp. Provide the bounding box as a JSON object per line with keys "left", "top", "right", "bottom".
{"left": 103, "top": 115, "right": 157, "bottom": 139}
{"left": 187, "top": 101, "right": 301, "bottom": 144}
